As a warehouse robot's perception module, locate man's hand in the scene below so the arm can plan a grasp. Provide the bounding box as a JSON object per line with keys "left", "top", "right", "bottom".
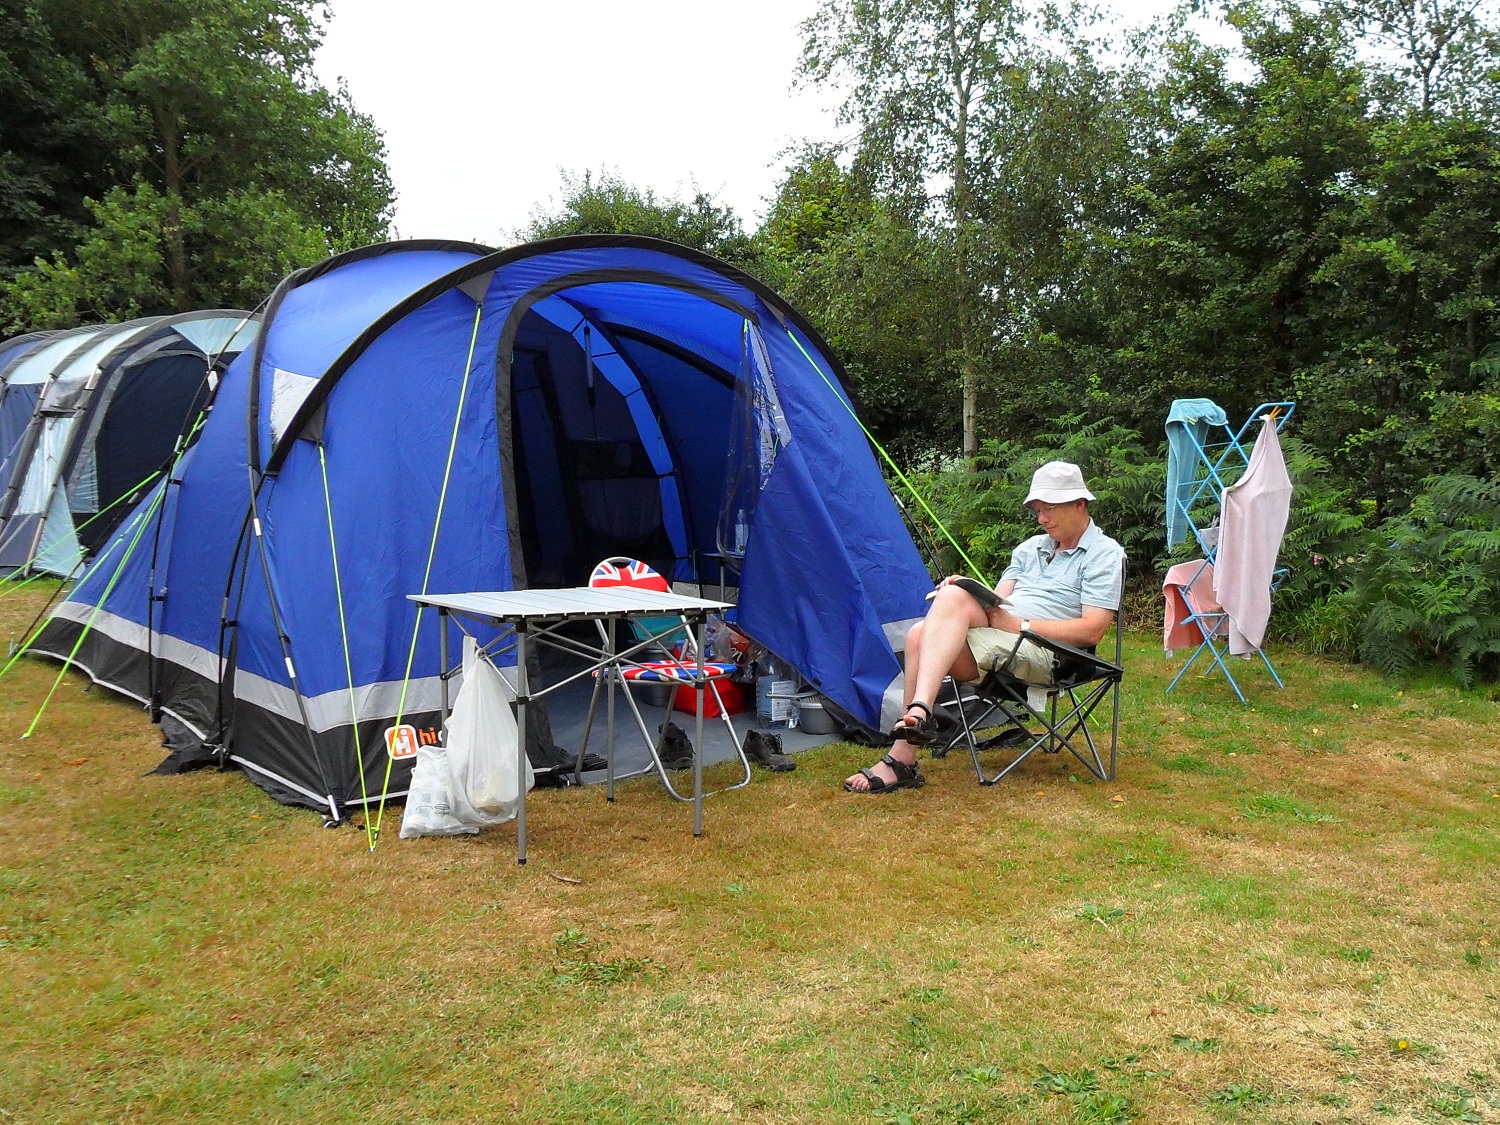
{"left": 985, "top": 605, "right": 1022, "bottom": 632}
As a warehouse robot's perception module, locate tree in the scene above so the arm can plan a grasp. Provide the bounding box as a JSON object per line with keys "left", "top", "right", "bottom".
{"left": 0, "top": 0, "right": 393, "bottom": 331}
{"left": 757, "top": 145, "right": 959, "bottom": 461}
{"left": 800, "top": 0, "right": 1122, "bottom": 459}
{"left": 1332, "top": 0, "right": 1500, "bottom": 116}
{"left": 522, "top": 170, "right": 755, "bottom": 267}
{"left": 0, "top": 0, "right": 108, "bottom": 274}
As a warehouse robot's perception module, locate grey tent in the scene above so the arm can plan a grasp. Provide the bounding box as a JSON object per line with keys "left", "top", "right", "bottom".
{"left": 0, "top": 312, "right": 257, "bottom": 575}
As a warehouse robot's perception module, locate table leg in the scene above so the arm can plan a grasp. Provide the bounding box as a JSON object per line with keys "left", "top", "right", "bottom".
{"left": 693, "top": 613, "right": 705, "bottom": 837}
{"left": 438, "top": 608, "right": 450, "bottom": 721}
{"left": 515, "top": 621, "right": 529, "bottom": 865}
{"left": 606, "top": 616, "right": 617, "bottom": 802}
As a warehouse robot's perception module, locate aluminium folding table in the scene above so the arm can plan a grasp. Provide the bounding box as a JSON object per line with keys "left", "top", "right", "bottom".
{"left": 408, "top": 586, "right": 734, "bottom": 864}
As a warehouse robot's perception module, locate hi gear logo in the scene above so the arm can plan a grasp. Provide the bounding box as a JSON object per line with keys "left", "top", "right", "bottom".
{"left": 384, "top": 725, "right": 419, "bottom": 760}
{"left": 383, "top": 724, "right": 441, "bottom": 759}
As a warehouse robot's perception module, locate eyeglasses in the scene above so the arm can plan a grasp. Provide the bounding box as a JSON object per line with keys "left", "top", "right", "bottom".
{"left": 1028, "top": 502, "right": 1068, "bottom": 515}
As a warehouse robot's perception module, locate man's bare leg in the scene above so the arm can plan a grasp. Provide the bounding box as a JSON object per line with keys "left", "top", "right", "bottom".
{"left": 845, "top": 585, "right": 987, "bottom": 791}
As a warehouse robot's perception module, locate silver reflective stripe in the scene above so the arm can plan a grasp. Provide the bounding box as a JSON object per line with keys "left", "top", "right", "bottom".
{"left": 47, "top": 601, "right": 446, "bottom": 731}
{"left": 884, "top": 617, "right": 920, "bottom": 652}
{"left": 230, "top": 755, "right": 332, "bottom": 808}
{"left": 24, "top": 635, "right": 210, "bottom": 741}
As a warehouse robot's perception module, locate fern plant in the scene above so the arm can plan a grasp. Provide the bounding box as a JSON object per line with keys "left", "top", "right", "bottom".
{"left": 1265, "top": 437, "right": 1370, "bottom": 654}
{"left": 904, "top": 415, "right": 1163, "bottom": 588}
{"left": 1349, "top": 474, "right": 1500, "bottom": 686}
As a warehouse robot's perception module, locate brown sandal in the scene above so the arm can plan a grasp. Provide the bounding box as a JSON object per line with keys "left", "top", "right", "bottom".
{"left": 844, "top": 753, "right": 926, "bottom": 794}
{"left": 890, "top": 701, "right": 938, "bottom": 746}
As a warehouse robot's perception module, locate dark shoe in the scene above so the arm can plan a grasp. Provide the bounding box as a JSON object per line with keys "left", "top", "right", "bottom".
{"left": 744, "top": 730, "right": 795, "bottom": 772}
{"left": 843, "top": 753, "right": 925, "bottom": 794}
{"left": 657, "top": 721, "right": 693, "bottom": 771}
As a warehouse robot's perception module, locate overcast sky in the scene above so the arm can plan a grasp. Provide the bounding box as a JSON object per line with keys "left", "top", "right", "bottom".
{"left": 315, "top": 0, "right": 1186, "bottom": 247}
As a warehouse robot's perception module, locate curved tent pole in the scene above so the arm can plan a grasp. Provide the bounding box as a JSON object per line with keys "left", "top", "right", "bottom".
{"left": 244, "top": 466, "right": 342, "bottom": 823}
{"left": 542, "top": 297, "right": 692, "bottom": 570}
{"left": 585, "top": 315, "right": 699, "bottom": 569}
{"left": 264, "top": 242, "right": 810, "bottom": 476}
{"left": 213, "top": 508, "right": 256, "bottom": 755}
{"left": 245, "top": 241, "right": 492, "bottom": 472}
{"left": 143, "top": 411, "right": 211, "bottom": 720}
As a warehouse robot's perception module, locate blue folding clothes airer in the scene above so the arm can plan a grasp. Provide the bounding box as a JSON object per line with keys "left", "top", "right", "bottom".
{"left": 1164, "top": 400, "right": 1295, "bottom": 702}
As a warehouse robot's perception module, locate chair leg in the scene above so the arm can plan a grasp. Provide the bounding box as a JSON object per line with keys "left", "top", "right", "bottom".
{"left": 942, "top": 675, "right": 1052, "bottom": 785}
{"left": 708, "top": 679, "right": 752, "bottom": 792}
{"left": 600, "top": 678, "right": 752, "bottom": 803}
{"left": 576, "top": 671, "right": 604, "bottom": 786}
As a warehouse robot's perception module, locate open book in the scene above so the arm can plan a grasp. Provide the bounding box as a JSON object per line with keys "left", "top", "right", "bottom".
{"left": 926, "top": 576, "right": 1009, "bottom": 610}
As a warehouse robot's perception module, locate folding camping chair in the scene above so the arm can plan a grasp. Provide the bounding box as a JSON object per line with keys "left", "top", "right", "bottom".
{"left": 934, "top": 565, "right": 1126, "bottom": 785}
{"left": 576, "top": 557, "right": 751, "bottom": 800}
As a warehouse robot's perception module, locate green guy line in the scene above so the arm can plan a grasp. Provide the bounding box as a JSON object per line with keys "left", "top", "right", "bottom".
{"left": 318, "top": 443, "right": 377, "bottom": 853}
{"left": 1, "top": 467, "right": 164, "bottom": 599}
{"left": 23, "top": 484, "right": 168, "bottom": 738}
{"left": 372, "top": 300, "right": 485, "bottom": 846}
{"left": 782, "top": 327, "right": 989, "bottom": 585}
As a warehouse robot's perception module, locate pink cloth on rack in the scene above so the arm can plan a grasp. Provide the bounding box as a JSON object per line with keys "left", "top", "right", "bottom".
{"left": 1163, "top": 560, "right": 1224, "bottom": 653}
{"left": 1214, "top": 420, "right": 1293, "bottom": 655}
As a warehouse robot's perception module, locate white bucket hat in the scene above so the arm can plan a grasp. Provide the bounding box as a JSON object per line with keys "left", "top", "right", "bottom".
{"left": 1025, "top": 461, "right": 1095, "bottom": 505}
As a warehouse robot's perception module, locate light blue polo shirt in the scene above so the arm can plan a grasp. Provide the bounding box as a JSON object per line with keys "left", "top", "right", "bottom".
{"left": 1000, "top": 520, "right": 1125, "bottom": 622}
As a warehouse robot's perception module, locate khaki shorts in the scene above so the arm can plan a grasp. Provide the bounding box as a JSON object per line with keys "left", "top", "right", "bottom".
{"left": 965, "top": 628, "right": 1054, "bottom": 685}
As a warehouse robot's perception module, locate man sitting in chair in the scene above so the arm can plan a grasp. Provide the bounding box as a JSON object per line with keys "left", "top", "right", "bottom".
{"left": 844, "top": 461, "right": 1125, "bottom": 793}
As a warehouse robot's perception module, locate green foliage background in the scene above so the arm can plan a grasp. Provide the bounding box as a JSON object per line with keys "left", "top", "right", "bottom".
{"left": 4, "top": 0, "right": 1499, "bottom": 684}
{"left": 0, "top": 0, "right": 393, "bottom": 329}
{"left": 757, "top": 0, "right": 1500, "bottom": 685}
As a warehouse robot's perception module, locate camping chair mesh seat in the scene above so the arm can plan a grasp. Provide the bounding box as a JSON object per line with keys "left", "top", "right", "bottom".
{"left": 933, "top": 568, "right": 1126, "bottom": 785}
{"left": 576, "top": 557, "right": 750, "bottom": 798}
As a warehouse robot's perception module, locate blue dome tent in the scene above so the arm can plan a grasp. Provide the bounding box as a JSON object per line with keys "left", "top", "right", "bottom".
{"left": 32, "top": 237, "right": 930, "bottom": 819}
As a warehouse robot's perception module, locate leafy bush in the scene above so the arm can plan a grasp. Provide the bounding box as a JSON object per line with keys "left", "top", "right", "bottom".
{"left": 898, "top": 426, "right": 1500, "bottom": 686}
{"left": 905, "top": 415, "right": 1163, "bottom": 588}
{"left": 1348, "top": 474, "right": 1500, "bottom": 686}
{"left": 1264, "top": 437, "right": 1370, "bottom": 653}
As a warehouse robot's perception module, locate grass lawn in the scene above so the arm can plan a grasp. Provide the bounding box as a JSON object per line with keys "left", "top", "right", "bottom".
{"left": 1, "top": 585, "right": 1497, "bottom": 1124}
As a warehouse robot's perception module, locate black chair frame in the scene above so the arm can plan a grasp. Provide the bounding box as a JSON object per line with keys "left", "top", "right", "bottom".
{"left": 933, "top": 595, "right": 1124, "bottom": 785}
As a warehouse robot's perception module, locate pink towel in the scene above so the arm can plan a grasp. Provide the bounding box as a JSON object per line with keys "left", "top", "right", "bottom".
{"left": 1214, "top": 421, "right": 1293, "bottom": 655}
{"left": 1163, "top": 560, "right": 1223, "bottom": 653}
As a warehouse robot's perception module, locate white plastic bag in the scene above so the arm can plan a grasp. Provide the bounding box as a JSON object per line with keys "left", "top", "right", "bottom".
{"left": 399, "top": 745, "right": 478, "bottom": 837}
{"left": 443, "top": 641, "right": 534, "bottom": 825}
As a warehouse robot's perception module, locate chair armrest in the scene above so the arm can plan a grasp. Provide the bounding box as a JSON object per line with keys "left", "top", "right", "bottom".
{"left": 1020, "top": 629, "right": 1123, "bottom": 683}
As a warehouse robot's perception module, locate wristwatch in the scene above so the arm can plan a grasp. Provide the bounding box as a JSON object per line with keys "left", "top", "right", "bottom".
{"left": 1021, "top": 618, "right": 1032, "bottom": 634}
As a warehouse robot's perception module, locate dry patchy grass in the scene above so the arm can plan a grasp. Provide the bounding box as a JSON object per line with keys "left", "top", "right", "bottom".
{"left": 0, "top": 586, "right": 1497, "bottom": 1124}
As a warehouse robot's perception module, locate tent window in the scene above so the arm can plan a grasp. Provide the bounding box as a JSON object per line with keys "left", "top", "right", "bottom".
{"left": 269, "top": 368, "right": 319, "bottom": 445}
{"left": 717, "top": 322, "right": 790, "bottom": 558}
{"left": 17, "top": 417, "right": 74, "bottom": 513}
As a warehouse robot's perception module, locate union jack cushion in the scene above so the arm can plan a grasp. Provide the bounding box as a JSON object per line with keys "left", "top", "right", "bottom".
{"left": 590, "top": 558, "right": 669, "bottom": 593}
{"left": 609, "top": 660, "right": 738, "bottom": 683}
